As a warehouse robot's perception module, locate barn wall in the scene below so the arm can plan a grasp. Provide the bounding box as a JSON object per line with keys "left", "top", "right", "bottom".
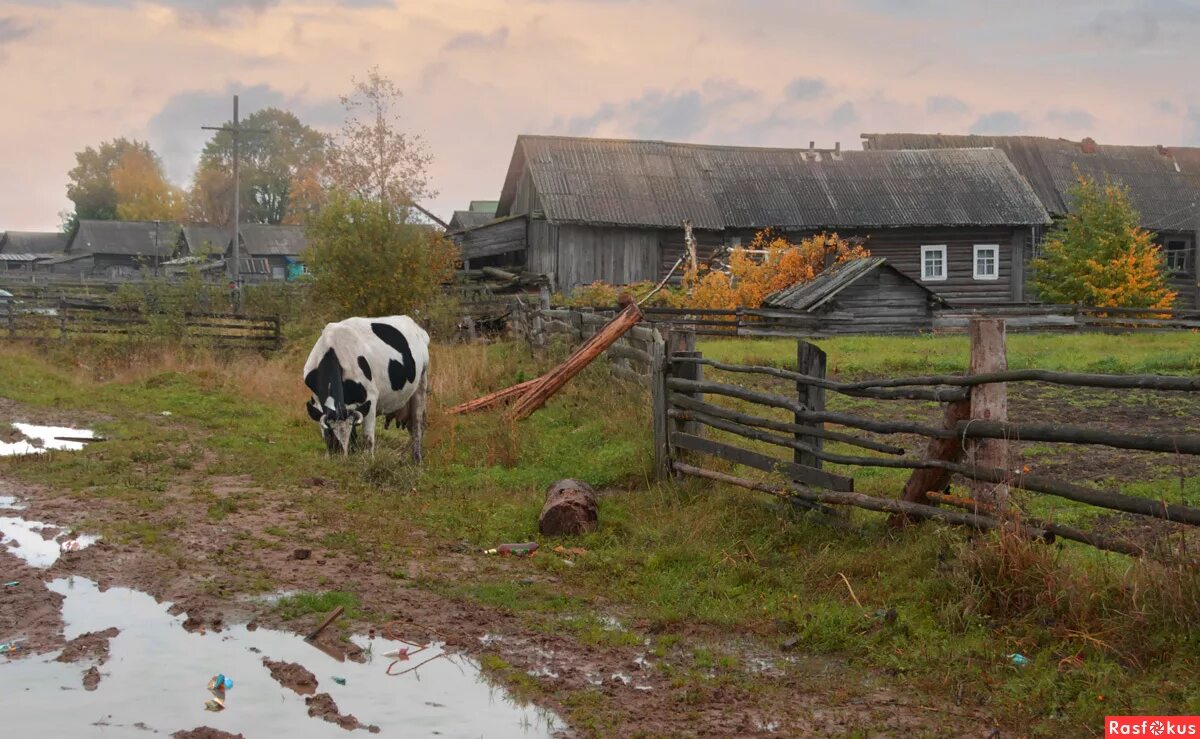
{"left": 453, "top": 217, "right": 528, "bottom": 264}
{"left": 512, "top": 168, "right": 542, "bottom": 216}
{"left": 659, "top": 228, "right": 725, "bottom": 281}
{"left": 527, "top": 220, "right": 559, "bottom": 283}
{"left": 556, "top": 225, "right": 661, "bottom": 289}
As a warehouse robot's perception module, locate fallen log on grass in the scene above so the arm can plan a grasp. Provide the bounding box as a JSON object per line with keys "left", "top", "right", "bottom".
{"left": 447, "top": 378, "right": 541, "bottom": 415}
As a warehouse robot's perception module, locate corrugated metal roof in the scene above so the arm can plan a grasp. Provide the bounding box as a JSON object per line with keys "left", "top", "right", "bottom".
{"left": 862, "top": 134, "right": 1200, "bottom": 231}
{"left": 468, "top": 200, "right": 499, "bottom": 213}
{"left": 70, "top": 220, "right": 180, "bottom": 256}
{"left": 0, "top": 253, "right": 46, "bottom": 262}
{"left": 0, "top": 230, "right": 68, "bottom": 255}
{"left": 237, "top": 224, "right": 307, "bottom": 257}
{"left": 496, "top": 135, "right": 1050, "bottom": 230}
{"left": 764, "top": 256, "right": 945, "bottom": 311}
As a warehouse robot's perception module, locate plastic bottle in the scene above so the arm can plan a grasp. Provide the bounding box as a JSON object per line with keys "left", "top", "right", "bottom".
{"left": 484, "top": 542, "right": 539, "bottom": 556}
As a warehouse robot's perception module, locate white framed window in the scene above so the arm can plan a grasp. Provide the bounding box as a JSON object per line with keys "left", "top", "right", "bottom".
{"left": 920, "top": 245, "right": 947, "bottom": 282}
{"left": 973, "top": 244, "right": 999, "bottom": 280}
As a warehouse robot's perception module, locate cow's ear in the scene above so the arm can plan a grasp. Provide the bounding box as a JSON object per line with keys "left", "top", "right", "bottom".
{"left": 306, "top": 400, "right": 322, "bottom": 422}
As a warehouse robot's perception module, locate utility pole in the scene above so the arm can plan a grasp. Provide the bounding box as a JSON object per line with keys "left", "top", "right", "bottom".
{"left": 202, "top": 95, "right": 266, "bottom": 313}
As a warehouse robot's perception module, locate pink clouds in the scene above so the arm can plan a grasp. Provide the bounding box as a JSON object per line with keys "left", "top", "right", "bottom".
{"left": 0, "top": 0, "right": 1197, "bottom": 230}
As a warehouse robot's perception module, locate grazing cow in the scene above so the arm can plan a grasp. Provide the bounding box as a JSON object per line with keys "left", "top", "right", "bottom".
{"left": 303, "top": 316, "right": 430, "bottom": 460}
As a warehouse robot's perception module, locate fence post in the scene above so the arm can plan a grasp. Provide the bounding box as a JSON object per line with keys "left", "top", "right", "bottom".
{"left": 58, "top": 298, "right": 68, "bottom": 342}
{"left": 795, "top": 340, "right": 826, "bottom": 469}
{"left": 650, "top": 327, "right": 671, "bottom": 480}
{"left": 669, "top": 331, "right": 702, "bottom": 437}
{"left": 967, "top": 317, "right": 1009, "bottom": 510}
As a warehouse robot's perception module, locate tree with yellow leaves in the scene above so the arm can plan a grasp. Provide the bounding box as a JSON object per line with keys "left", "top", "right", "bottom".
{"left": 1033, "top": 174, "right": 1175, "bottom": 309}
{"left": 683, "top": 230, "right": 870, "bottom": 310}
{"left": 111, "top": 148, "right": 185, "bottom": 222}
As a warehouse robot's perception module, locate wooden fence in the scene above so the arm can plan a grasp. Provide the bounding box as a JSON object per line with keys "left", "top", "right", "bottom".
{"left": 511, "top": 304, "right": 662, "bottom": 386}
{"left": 649, "top": 317, "right": 1200, "bottom": 558}
{"left": 1, "top": 299, "right": 281, "bottom": 350}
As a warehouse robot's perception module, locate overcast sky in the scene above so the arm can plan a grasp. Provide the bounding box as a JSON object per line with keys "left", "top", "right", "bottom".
{"left": 1, "top": 0, "right": 1198, "bottom": 230}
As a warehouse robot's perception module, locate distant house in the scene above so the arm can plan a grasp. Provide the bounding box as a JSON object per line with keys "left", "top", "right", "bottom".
{"left": 764, "top": 256, "right": 947, "bottom": 334}
{"left": 862, "top": 134, "right": 1200, "bottom": 307}
{"left": 67, "top": 220, "right": 181, "bottom": 278}
{"left": 447, "top": 200, "right": 500, "bottom": 232}
{"left": 454, "top": 135, "right": 1049, "bottom": 302}
{"left": 227, "top": 224, "right": 308, "bottom": 281}
{"left": 0, "top": 230, "right": 68, "bottom": 272}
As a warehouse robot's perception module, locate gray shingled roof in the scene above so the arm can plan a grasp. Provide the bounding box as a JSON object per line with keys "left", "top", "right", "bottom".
{"left": 70, "top": 220, "right": 180, "bottom": 256}
{"left": 0, "top": 230, "right": 68, "bottom": 255}
{"left": 496, "top": 135, "right": 1050, "bottom": 230}
{"left": 764, "top": 256, "right": 945, "bottom": 311}
{"left": 861, "top": 134, "right": 1200, "bottom": 231}
{"left": 180, "top": 225, "right": 230, "bottom": 255}
{"left": 236, "top": 224, "right": 307, "bottom": 257}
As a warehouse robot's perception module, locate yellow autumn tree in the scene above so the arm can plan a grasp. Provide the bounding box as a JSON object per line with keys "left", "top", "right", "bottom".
{"left": 1033, "top": 174, "right": 1175, "bottom": 309}
{"left": 683, "top": 230, "right": 869, "bottom": 310}
{"left": 111, "top": 148, "right": 185, "bottom": 221}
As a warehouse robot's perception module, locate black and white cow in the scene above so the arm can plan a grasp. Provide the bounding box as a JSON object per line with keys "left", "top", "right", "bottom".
{"left": 303, "top": 315, "right": 430, "bottom": 460}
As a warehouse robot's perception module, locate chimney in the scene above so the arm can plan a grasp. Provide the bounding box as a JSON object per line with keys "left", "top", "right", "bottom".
{"left": 1080, "top": 137, "right": 1098, "bottom": 154}
{"left": 834, "top": 141, "right": 842, "bottom": 159}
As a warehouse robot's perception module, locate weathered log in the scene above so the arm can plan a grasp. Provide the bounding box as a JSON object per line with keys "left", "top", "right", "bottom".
{"left": 898, "top": 399, "right": 971, "bottom": 507}
{"left": 839, "top": 369, "right": 1200, "bottom": 393}
{"left": 670, "top": 356, "right": 968, "bottom": 402}
{"left": 447, "top": 378, "right": 541, "bottom": 415}
{"left": 668, "top": 393, "right": 905, "bottom": 455}
{"left": 953, "top": 419, "right": 1200, "bottom": 456}
{"left": 507, "top": 303, "right": 643, "bottom": 421}
{"left": 672, "top": 462, "right": 1047, "bottom": 539}
{"left": 539, "top": 479, "right": 599, "bottom": 536}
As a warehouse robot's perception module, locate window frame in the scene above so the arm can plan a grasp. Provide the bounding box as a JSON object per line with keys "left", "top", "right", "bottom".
{"left": 920, "top": 244, "right": 948, "bottom": 282}
{"left": 973, "top": 244, "right": 1000, "bottom": 281}
{"left": 1165, "top": 239, "right": 1190, "bottom": 275}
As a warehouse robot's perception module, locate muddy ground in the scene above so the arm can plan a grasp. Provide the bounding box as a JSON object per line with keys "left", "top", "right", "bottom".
{"left": 0, "top": 403, "right": 1016, "bottom": 738}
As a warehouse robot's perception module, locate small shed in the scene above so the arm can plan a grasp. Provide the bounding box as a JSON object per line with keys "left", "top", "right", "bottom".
{"left": 34, "top": 252, "right": 95, "bottom": 277}
{"left": 764, "top": 256, "right": 946, "bottom": 335}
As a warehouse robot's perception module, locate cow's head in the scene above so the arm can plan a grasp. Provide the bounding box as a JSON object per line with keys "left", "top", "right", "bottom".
{"left": 321, "top": 410, "right": 363, "bottom": 456}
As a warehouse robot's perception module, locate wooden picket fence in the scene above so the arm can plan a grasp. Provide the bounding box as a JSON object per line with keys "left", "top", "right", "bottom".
{"left": 649, "top": 318, "right": 1200, "bottom": 558}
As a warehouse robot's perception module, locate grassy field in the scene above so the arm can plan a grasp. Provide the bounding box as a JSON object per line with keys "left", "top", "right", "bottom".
{"left": 2, "top": 331, "right": 1199, "bottom": 735}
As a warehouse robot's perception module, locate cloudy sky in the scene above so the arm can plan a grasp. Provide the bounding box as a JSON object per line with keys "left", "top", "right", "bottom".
{"left": 1, "top": 0, "right": 1198, "bottom": 230}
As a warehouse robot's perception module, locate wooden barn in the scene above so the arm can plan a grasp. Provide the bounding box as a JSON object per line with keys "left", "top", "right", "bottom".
{"left": 228, "top": 224, "right": 308, "bottom": 281}
{"left": 453, "top": 135, "right": 1050, "bottom": 302}
{"left": 66, "top": 220, "right": 181, "bottom": 278}
{"left": 763, "top": 256, "right": 946, "bottom": 334}
{"left": 862, "top": 134, "right": 1200, "bottom": 307}
{"left": 447, "top": 200, "right": 499, "bottom": 231}
{"left": 0, "top": 231, "right": 68, "bottom": 272}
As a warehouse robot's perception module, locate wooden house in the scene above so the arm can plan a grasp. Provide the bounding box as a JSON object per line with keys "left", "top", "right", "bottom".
{"left": 0, "top": 231, "right": 68, "bottom": 272}
{"left": 229, "top": 224, "right": 307, "bottom": 281}
{"left": 454, "top": 135, "right": 1050, "bottom": 302}
{"left": 862, "top": 134, "right": 1200, "bottom": 307}
{"left": 67, "top": 220, "right": 181, "bottom": 277}
{"left": 763, "top": 256, "right": 946, "bottom": 334}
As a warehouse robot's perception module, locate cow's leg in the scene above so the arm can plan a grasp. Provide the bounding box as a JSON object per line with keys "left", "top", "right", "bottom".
{"left": 409, "top": 367, "right": 428, "bottom": 464}
{"left": 362, "top": 399, "right": 379, "bottom": 456}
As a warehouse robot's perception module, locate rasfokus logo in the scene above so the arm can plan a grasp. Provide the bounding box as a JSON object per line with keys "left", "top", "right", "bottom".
{"left": 1106, "top": 717, "right": 1200, "bottom": 737}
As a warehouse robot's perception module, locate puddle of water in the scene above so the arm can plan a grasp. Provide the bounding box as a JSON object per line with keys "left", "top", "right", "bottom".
{"left": 0, "top": 577, "right": 560, "bottom": 737}
{"left": 0, "top": 517, "right": 100, "bottom": 568}
{"left": 1, "top": 422, "right": 95, "bottom": 457}
{"left": 0, "top": 495, "right": 27, "bottom": 510}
